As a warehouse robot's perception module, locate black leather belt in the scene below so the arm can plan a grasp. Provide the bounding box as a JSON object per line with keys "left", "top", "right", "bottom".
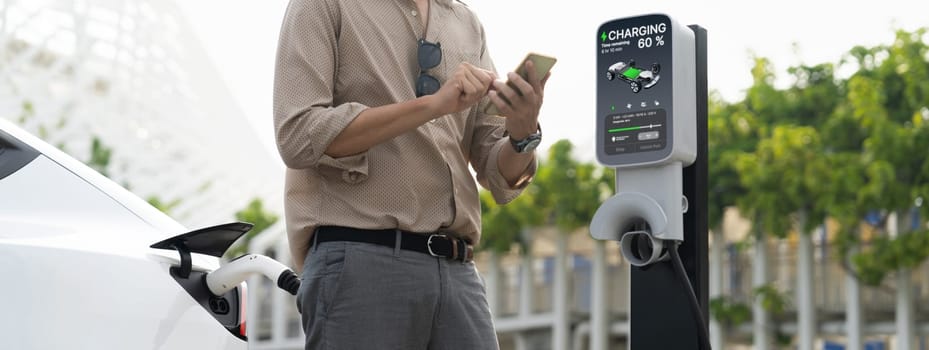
{"left": 313, "top": 226, "right": 474, "bottom": 262}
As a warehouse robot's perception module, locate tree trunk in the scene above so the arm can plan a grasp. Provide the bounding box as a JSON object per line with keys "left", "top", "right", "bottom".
{"left": 845, "top": 229, "right": 863, "bottom": 350}
{"left": 889, "top": 211, "right": 915, "bottom": 350}
{"left": 796, "top": 211, "right": 816, "bottom": 350}
{"left": 487, "top": 251, "right": 501, "bottom": 314}
{"left": 553, "top": 232, "right": 570, "bottom": 350}
{"left": 517, "top": 230, "right": 534, "bottom": 350}
{"left": 753, "top": 231, "right": 771, "bottom": 350}
{"left": 519, "top": 244, "right": 534, "bottom": 317}
{"left": 709, "top": 225, "right": 725, "bottom": 350}
{"left": 590, "top": 240, "right": 608, "bottom": 350}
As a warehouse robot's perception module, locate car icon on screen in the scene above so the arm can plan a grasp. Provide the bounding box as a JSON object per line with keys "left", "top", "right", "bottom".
{"left": 606, "top": 59, "right": 661, "bottom": 93}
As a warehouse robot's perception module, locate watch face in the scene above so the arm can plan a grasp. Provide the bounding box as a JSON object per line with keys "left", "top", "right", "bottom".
{"left": 510, "top": 128, "right": 543, "bottom": 153}
{"left": 526, "top": 139, "right": 542, "bottom": 152}
{"left": 522, "top": 138, "right": 541, "bottom": 153}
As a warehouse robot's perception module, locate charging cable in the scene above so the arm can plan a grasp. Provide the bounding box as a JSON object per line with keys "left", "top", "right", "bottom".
{"left": 669, "top": 242, "right": 712, "bottom": 350}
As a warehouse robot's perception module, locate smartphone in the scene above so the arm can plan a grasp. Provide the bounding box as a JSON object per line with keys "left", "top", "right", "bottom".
{"left": 484, "top": 52, "right": 558, "bottom": 115}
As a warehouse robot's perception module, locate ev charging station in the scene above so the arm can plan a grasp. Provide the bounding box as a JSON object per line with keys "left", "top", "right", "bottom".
{"left": 591, "top": 14, "right": 710, "bottom": 349}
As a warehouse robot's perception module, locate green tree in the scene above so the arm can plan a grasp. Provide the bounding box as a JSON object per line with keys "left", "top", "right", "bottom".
{"left": 837, "top": 29, "right": 929, "bottom": 285}
{"left": 534, "top": 140, "right": 613, "bottom": 232}
{"left": 721, "top": 28, "right": 929, "bottom": 288}
{"left": 478, "top": 140, "right": 614, "bottom": 253}
{"left": 226, "top": 198, "right": 280, "bottom": 258}
{"left": 479, "top": 186, "right": 541, "bottom": 252}
{"left": 707, "top": 93, "right": 763, "bottom": 229}
{"left": 146, "top": 196, "right": 182, "bottom": 214}
{"left": 88, "top": 136, "right": 113, "bottom": 178}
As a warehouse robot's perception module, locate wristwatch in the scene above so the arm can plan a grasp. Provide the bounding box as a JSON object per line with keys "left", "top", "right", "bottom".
{"left": 507, "top": 125, "right": 542, "bottom": 153}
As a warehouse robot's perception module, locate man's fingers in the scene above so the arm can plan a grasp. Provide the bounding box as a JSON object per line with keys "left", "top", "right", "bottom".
{"left": 475, "top": 68, "right": 496, "bottom": 88}
{"left": 507, "top": 72, "right": 535, "bottom": 100}
{"left": 525, "top": 60, "right": 542, "bottom": 93}
{"left": 465, "top": 64, "right": 495, "bottom": 90}
{"left": 488, "top": 91, "right": 514, "bottom": 116}
{"left": 541, "top": 72, "right": 551, "bottom": 89}
{"left": 493, "top": 79, "right": 521, "bottom": 107}
{"left": 460, "top": 69, "right": 482, "bottom": 96}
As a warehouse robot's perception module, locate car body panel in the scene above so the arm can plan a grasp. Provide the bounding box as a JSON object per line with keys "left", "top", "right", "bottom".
{"left": 0, "top": 118, "right": 185, "bottom": 235}
{"left": 0, "top": 119, "right": 246, "bottom": 348}
{"left": 0, "top": 242, "right": 242, "bottom": 349}
{"left": 1, "top": 156, "right": 166, "bottom": 238}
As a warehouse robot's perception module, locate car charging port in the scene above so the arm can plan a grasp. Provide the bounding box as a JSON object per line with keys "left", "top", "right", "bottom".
{"left": 209, "top": 296, "right": 230, "bottom": 315}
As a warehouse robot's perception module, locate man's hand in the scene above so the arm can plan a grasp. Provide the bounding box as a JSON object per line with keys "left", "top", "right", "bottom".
{"left": 430, "top": 62, "right": 496, "bottom": 116}
{"left": 488, "top": 61, "right": 551, "bottom": 139}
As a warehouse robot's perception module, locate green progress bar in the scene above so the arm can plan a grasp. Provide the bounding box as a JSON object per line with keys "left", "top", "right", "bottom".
{"left": 608, "top": 126, "right": 642, "bottom": 133}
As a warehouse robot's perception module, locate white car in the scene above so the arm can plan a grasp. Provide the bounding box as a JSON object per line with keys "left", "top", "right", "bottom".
{"left": 0, "top": 119, "right": 298, "bottom": 349}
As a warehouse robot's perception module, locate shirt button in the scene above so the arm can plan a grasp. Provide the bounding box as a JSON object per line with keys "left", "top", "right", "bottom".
{"left": 411, "top": 10, "right": 418, "bottom": 16}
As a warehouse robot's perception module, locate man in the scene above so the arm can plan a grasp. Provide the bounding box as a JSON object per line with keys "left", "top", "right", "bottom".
{"left": 273, "top": 0, "right": 549, "bottom": 348}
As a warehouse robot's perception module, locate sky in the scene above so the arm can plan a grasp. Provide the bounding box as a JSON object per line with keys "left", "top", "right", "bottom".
{"left": 177, "top": 0, "right": 928, "bottom": 162}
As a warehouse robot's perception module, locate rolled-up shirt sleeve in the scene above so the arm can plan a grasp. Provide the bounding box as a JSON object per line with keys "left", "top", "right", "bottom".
{"left": 470, "top": 112, "right": 538, "bottom": 204}
{"left": 273, "top": 0, "right": 369, "bottom": 171}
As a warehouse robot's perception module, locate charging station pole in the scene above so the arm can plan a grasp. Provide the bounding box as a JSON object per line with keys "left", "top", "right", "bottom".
{"left": 627, "top": 25, "right": 707, "bottom": 350}
{"left": 590, "top": 16, "right": 708, "bottom": 349}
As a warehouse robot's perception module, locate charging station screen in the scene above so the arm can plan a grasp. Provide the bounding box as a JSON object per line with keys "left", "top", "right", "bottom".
{"left": 597, "top": 14, "right": 673, "bottom": 165}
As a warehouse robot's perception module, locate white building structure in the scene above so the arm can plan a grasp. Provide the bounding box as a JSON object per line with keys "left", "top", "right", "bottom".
{"left": 0, "top": 0, "right": 284, "bottom": 230}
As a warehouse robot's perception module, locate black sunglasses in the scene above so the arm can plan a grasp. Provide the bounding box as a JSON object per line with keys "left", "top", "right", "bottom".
{"left": 416, "top": 39, "right": 442, "bottom": 97}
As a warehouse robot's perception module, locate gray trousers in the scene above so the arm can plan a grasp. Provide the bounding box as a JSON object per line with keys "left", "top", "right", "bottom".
{"left": 296, "top": 234, "right": 500, "bottom": 350}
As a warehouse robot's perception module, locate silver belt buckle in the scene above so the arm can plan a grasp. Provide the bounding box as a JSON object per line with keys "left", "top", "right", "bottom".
{"left": 426, "top": 234, "right": 449, "bottom": 258}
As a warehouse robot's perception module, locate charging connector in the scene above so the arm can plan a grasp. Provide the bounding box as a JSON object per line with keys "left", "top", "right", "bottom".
{"left": 205, "top": 254, "right": 300, "bottom": 296}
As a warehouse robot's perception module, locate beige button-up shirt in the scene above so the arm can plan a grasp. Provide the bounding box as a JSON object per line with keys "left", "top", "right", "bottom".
{"left": 273, "top": 0, "right": 536, "bottom": 270}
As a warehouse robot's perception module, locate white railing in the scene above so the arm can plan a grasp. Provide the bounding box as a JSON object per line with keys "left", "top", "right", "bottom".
{"left": 246, "top": 226, "right": 929, "bottom": 350}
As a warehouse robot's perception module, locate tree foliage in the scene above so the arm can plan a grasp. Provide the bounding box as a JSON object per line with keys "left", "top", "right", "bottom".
{"left": 88, "top": 136, "right": 113, "bottom": 178}
{"left": 852, "top": 230, "right": 929, "bottom": 286}
{"left": 226, "top": 198, "right": 280, "bottom": 258}
{"left": 479, "top": 140, "right": 614, "bottom": 253}
{"left": 709, "top": 296, "right": 752, "bottom": 327}
{"left": 709, "top": 28, "right": 929, "bottom": 287}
